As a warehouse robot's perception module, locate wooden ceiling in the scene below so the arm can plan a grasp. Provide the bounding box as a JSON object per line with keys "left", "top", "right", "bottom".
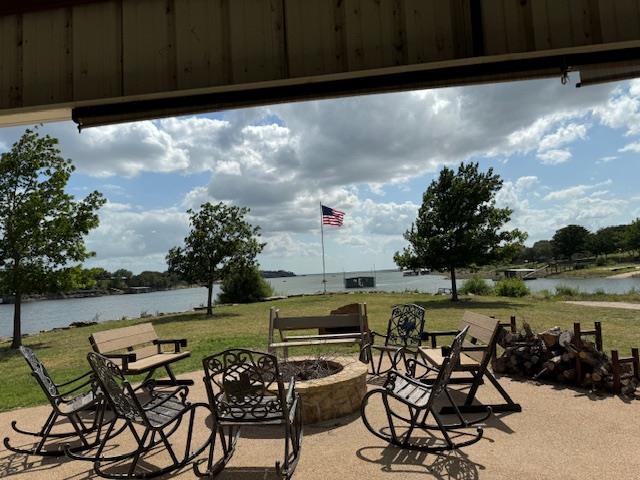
{"left": 1, "top": 0, "right": 639, "bottom": 128}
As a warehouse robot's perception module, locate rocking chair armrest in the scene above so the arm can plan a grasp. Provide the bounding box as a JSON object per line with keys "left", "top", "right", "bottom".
{"left": 134, "top": 379, "right": 157, "bottom": 392}
{"left": 141, "top": 385, "right": 190, "bottom": 411}
{"left": 460, "top": 345, "right": 487, "bottom": 353}
{"left": 285, "top": 377, "right": 296, "bottom": 405}
{"left": 427, "top": 330, "right": 459, "bottom": 348}
{"left": 368, "top": 331, "right": 388, "bottom": 344}
{"left": 405, "top": 356, "right": 439, "bottom": 379}
{"left": 54, "top": 370, "right": 93, "bottom": 388}
{"left": 288, "top": 393, "right": 300, "bottom": 423}
{"left": 58, "top": 377, "right": 95, "bottom": 397}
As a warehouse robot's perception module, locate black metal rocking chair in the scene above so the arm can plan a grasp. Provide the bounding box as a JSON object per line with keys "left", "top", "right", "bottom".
{"left": 3, "top": 345, "right": 107, "bottom": 457}
{"left": 364, "top": 303, "right": 426, "bottom": 375}
{"left": 361, "top": 326, "right": 491, "bottom": 451}
{"left": 67, "top": 352, "right": 211, "bottom": 479}
{"left": 194, "top": 348, "right": 303, "bottom": 479}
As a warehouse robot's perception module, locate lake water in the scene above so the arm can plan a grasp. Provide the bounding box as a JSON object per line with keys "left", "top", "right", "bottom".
{"left": 2, "top": 269, "right": 640, "bottom": 338}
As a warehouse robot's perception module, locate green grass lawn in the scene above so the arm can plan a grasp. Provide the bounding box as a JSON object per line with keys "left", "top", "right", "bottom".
{"left": 1, "top": 292, "right": 639, "bottom": 412}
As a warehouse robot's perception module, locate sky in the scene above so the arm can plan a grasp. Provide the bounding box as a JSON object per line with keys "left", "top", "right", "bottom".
{"left": 1, "top": 74, "right": 639, "bottom": 275}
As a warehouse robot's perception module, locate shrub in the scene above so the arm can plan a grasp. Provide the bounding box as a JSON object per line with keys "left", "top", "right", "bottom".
{"left": 459, "top": 275, "right": 493, "bottom": 295}
{"left": 218, "top": 266, "right": 274, "bottom": 304}
{"left": 595, "top": 257, "right": 606, "bottom": 266}
{"left": 554, "top": 285, "right": 580, "bottom": 297}
{"left": 494, "top": 278, "right": 529, "bottom": 297}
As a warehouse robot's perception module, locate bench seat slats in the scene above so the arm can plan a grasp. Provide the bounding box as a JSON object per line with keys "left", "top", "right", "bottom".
{"left": 285, "top": 332, "right": 363, "bottom": 341}
{"left": 113, "top": 352, "right": 191, "bottom": 374}
{"left": 268, "top": 338, "right": 364, "bottom": 349}
{"left": 420, "top": 348, "right": 482, "bottom": 371}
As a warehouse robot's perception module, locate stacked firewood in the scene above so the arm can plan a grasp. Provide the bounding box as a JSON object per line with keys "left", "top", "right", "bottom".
{"left": 493, "top": 324, "right": 640, "bottom": 396}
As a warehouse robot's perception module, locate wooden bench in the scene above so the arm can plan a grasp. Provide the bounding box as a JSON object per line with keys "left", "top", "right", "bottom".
{"left": 89, "top": 323, "right": 193, "bottom": 386}
{"left": 268, "top": 303, "right": 369, "bottom": 360}
{"left": 418, "top": 311, "right": 521, "bottom": 413}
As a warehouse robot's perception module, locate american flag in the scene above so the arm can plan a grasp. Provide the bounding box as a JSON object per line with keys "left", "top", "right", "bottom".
{"left": 321, "top": 205, "right": 345, "bottom": 226}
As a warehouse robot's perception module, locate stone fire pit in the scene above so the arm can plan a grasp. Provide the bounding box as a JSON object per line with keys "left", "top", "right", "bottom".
{"left": 280, "top": 356, "right": 368, "bottom": 424}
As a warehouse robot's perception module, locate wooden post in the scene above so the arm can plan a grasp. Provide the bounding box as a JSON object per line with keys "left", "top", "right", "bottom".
{"left": 610, "top": 348, "right": 640, "bottom": 394}
{"left": 612, "top": 350, "right": 621, "bottom": 393}
{"left": 574, "top": 323, "right": 583, "bottom": 382}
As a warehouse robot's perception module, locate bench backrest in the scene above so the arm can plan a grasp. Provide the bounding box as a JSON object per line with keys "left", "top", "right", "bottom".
{"left": 458, "top": 311, "right": 500, "bottom": 365}
{"left": 89, "top": 323, "right": 159, "bottom": 359}
{"left": 269, "top": 303, "right": 367, "bottom": 340}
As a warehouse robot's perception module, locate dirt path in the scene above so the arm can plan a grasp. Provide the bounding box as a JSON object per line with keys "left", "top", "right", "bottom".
{"left": 563, "top": 300, "right": 640, "bottom": 310}
{"left": 606, "top": 268, "right": 640, "bottom": 278}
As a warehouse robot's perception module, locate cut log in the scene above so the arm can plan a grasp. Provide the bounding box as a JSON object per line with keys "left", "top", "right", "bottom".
{"left": 543, "top": 355, "right": 563, "bottom": 372}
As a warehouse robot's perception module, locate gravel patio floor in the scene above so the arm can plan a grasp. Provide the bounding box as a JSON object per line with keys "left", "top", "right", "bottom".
{"left": 1, "top": 362, "right": 639, "bottom": 480}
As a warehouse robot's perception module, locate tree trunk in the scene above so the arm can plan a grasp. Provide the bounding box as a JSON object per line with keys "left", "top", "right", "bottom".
{"left": 11, "top": 291, "right": 22, "bottom": 349}
{"left": 449, "top": 266, "right": 458, "bottom": 301}
{"left": 206, "top": 282, "right": 213, "bottom": 316}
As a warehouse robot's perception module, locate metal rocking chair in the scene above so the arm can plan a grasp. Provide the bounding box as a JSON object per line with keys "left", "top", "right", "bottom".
{"left": 361, "top": 326, "right": 491, "bottom": 451}
{"left": 67, "top": 352, "right": 211, "bottom": 479}
{"left": 364, "top": 303, "right": 427, "bottom": 375}
{"left": 194, "top": 348, "right": 303, "bottom": 479}
{"left": 3, "top": 346, "right": 107, "bottom": 457}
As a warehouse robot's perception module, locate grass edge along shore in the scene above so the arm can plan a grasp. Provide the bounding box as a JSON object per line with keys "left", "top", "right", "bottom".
{"left": 2, "top": 291, "right": 640, "bottom": 412}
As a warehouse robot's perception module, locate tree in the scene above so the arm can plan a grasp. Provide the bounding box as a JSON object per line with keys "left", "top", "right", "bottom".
{"left": 166, "top": 202, "right": 264, "bottom": 315}
{"left": 0, "top": 128, "right": 105, "bottom": 348}
{"left": 625, "top": 219, "right": 640, "bottom": 256}
{"left": 531, "top": 240, "right": 554, "bottom": 262}
{"left": 551, "top": 224, "right": 590, "bottom": 261}
{"left": 590, "top": 225, "right": 627, "bottom": 259}
{"left": 217, "top": 265, "right": 274, "bottom": 304}
{"left": 394, "top": 162, "right": 526, "bottom": 301}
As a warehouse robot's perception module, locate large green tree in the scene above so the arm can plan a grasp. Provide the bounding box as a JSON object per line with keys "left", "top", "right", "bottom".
{"left": 166, "top": 202, "right": 264, "bottom": 315}
{"left": 625, "top": 219, "right": 640, "bottom": 256}
{"left": 590, "top": 225, "right": 627, "bottom": 259}
{"left": 394, "top": 162, "right": 526, "bottom": 301}
{"left": 551, "top": 224, "right": 591, "bottom": 261}
{"left": 0, "top": 128, "right": 105, "bottom": 348}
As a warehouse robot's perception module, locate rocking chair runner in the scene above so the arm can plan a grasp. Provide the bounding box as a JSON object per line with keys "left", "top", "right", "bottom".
{"left": 363, "top": 303, "right": 427, "bottom": 375}
{"left": 67, "top": 352, "right": 211, "bottom": 479}
{"left": 361, "top": 326, "right": 491, "bottom": 451}
{"left": 3, "top": 346, "right": 107, "bottom": 457}
{"left": 195, "top": 348, "right": 303, "bottom": 479}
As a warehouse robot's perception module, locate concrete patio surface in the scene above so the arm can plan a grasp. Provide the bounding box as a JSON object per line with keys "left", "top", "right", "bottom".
{"left": 2, "top": 362, "right": 639, "bottom": 480}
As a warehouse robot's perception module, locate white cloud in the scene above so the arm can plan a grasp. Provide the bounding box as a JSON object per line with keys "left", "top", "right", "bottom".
{"left": 2, "top": 77, "right": 638, "bottom": 274}
{"left": 537, "top": 149, "right": 572, "bottom": 165}
{"left": 538, "top": 123, "right": 588, "bottom": 151}
{"left": 619, "top": 141, "right": 640, "bottom": 153}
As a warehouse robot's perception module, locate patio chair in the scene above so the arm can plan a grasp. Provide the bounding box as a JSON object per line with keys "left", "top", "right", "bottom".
{"left": 360, "top": 326, "right": 491, "bottom": 451}
{"left": 3, "top": 346, "right": 107, "bottom": 457}
{"left": 194, "top": 348, "right": 303, "bottom": 479}
{"left": 363, "top": 303, "right": 426, "bottom": 375}
{"left": 66, "top": 352, "right": 211, "bottom": 479}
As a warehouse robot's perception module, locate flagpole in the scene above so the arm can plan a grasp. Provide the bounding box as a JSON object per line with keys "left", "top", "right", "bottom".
{"left": 320, "top": 202, "right": 327, "bottom": 294}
